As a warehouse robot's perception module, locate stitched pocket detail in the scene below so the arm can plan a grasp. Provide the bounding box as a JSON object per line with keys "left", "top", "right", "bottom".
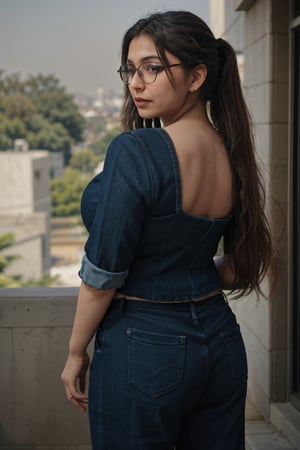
{"left": 89, "top": 324, "right": 106, "bottom": 372}
{"left": 220, "top": 325, "right": 248, "bottom": 381}
{"left": 127, "top": 328, "right": 186, "bottom": 398}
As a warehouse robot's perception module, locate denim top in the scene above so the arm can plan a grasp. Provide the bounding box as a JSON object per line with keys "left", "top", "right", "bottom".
{"left": 79, "top": 128, "right": 232, "bottom": 302}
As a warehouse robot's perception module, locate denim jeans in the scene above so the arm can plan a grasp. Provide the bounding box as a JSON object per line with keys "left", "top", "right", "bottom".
{"left": 88, "top": 294, "right": 247, "bottom": 450}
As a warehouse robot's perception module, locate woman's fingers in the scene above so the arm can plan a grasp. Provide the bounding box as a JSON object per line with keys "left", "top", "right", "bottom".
{"left": 61, "top": 352, "right": 90, "bottom": 412}
{"left": 68, "top": 392, "right": 88, "bottom": 412}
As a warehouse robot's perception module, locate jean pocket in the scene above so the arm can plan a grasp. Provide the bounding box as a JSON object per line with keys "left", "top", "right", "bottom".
{"left": 220, "top": 325, "right": 248, "bottom": 381}
{"left": 126, "top": 328, "right": 186, "bottom": 398}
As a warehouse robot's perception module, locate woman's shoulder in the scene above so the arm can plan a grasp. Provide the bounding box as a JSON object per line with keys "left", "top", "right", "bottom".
{"left": 108, "top": 127, "right": 174, "bottom": 182}
{"left": 104, "top": 130, "right": 163, "bottom": 177}
{"left": 106, "top": 131, "right": 143, "bottom": 158}
{"left": 108, "top": 129, "right": 158, "bottom": 149}
{"left": 108, "top": 128, "right": 171, "bottom": 159}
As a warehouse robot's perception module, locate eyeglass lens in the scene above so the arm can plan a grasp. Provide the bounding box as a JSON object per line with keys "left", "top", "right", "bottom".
{"left": 118, "top": 63, "right": 162, "bottom": 84}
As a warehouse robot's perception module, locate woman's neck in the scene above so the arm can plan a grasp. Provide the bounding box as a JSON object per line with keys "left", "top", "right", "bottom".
{"left": 162, "top": 99, "right": 211, "bottom": 129}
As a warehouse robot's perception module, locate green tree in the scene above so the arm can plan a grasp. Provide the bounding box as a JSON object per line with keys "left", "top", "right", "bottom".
{"left": 24, "top": 74, "right": 84, "bottom": 143}
{"left": 69, "top": 148, "right": 101, "bottom": 176}
{"left": 0, "top": 93, "right": 36, "bottom": 124}
{"left": 0, "top": 70, "right": 24, "bottom": 95}
{"left": 51, "top": 167, "right": 89, "bottom": 217}
{"left": 0, "top": 232, "right": 18, "bottom": 273}
{"left": 0, "top": 113, "right": 27, "bottom": 148}
{"left": 90, "top": 126, "right": 121, "bottom": 157}
{"left": 28, "top": 119, "right": 72, "bottom": 153}
{"left": 0, "top": 71, "right": 85, "bottom": 163}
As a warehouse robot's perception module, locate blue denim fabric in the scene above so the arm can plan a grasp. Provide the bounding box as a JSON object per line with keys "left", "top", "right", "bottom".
{"left": 88, "top": 294, "right": 247, "bottom": 449}
{"left": 79, "top": 254, "right": 128, "bottom": 289}
{"left": 79, "top": 128, "right": 232, "bottom": 299}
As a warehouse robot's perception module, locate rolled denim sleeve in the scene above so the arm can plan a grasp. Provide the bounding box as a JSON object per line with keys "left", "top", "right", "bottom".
{"left": 79, "top": 132, "right": 152, "bottom": 290}
{"left": 78, "top": 254, "right": 129, "bottom": 289}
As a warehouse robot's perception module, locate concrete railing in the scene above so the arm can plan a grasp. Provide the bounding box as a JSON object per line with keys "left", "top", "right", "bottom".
{"left": 0, "top": 288, "right": 91, "bottom": 450}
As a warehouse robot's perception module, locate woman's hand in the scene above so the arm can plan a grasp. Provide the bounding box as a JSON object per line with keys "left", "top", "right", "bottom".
{"left": 61, "top": 282, "right": 115, "bottom": 412}
{"left": 61, "top": 351, "right": 90, "bottom": 412}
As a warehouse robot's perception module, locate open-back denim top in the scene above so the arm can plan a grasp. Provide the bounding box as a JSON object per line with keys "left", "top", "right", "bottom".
{"left": 79, "top": 128, "right": 232, "bottom": 302}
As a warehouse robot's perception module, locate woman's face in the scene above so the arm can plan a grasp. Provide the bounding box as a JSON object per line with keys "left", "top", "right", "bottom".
{"left": 127, "top": 34, "right": 194, "bottom": 126}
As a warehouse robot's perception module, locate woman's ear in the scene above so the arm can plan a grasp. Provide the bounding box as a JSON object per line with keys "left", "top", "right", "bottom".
{"left": 189, "top": 64, "right": 207, "bottom": 93}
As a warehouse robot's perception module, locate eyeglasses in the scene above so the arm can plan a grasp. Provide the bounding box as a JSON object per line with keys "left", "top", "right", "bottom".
{"left": 117, "top": 62, "right": 193, "bottom": 85}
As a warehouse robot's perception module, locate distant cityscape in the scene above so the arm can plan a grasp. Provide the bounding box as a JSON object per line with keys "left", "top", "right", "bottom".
{"left": 75, "top": 87, "right": 122, "bottom": 124}
{"left": 0, "top": 85, "right": 124, "bottom": 288}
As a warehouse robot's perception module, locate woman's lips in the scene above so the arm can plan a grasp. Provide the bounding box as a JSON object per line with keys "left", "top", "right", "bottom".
{"left": 134, "top": 98, "right": 151, "bottom": 108}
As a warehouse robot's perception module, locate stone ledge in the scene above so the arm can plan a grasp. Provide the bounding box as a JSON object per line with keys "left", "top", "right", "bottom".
{"left": 0, "top": 287, "right": 79, "bottom": 299}
{"left": 246, "top": 420, "right": 295, "bottom": 449}
{"left": 246, "top": 399, "right": 295, "bottom": 449}
{"left": 271, "top": 402, "right": 300, "bottom": 449}
{"left": 246, "top": 431, "right": 295, "bottom": 449}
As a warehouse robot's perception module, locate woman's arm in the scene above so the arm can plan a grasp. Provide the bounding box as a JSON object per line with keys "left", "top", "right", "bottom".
{"left": 62, "top": 134, "right": 152, "bottom": 411}
{"left": 61, "top": 281, "right": 116, "bottom": 411}
{"left": 214, "top": 253, "right": 236, "bottom": 290}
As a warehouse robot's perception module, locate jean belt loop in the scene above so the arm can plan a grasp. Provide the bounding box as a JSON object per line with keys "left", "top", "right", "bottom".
{"left": 189, "top": 301, "right": 199, "bottom": 323}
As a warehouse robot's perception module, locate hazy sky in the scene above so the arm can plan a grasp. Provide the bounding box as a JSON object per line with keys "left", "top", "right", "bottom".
{"left": 0, "top": 0, "right": 210, "bottom": 96}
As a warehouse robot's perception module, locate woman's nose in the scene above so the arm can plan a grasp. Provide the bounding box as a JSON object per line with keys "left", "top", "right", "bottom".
{"left": 130, "top": 70, "right": 145, "bottom": 89}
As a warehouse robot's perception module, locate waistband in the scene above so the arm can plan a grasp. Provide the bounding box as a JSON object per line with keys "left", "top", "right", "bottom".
{"left": 114, "top": 288, "right": 223, "bottom": 304}
{"left": 111, "top": 291, "right": 227, "bottom": 313}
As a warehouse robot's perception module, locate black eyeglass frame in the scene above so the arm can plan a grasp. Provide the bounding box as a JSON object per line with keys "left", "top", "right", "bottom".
{"left": 117, "top": 61, "right": 199, "bottom": 85}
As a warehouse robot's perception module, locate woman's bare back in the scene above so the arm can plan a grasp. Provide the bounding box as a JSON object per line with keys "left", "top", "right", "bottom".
{"left": 165, "top": 120, "right": 233, "bottom": 219}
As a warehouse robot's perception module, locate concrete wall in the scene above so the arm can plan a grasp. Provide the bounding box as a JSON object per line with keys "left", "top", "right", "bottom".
{"left": 0, "top": 288, "right": 92, "bottom": 449}
{"left": 0, "top": 151, "right": 50, "bottom": 215}
{"left": 210, "top": 0, "right": 245, "bottom": 51}
{"left": 32, "top": 154, "right": 51, "bottom": 214}
{"left": 0, "top": 151, "right": 52, "bottom": 280}
{"left": 210, "top": 0, "right": 290, "bottom": 420}
{"left": 235, "top": 0, "right": 289, "bottom": 415}
{"left": 49, "top": 152, "right": 64, "bottom": 179}
{"left": 0, "top": 213, "right": 51, "bottom": 279}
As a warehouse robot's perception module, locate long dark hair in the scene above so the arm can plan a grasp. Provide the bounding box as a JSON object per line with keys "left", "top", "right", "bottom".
{"left": 119, "top": 10, "right": 274, "bottom": 297}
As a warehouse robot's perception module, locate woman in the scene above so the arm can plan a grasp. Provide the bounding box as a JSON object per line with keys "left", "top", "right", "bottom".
{"left": 61, "top": 11, "right": 273, "bottom": 450}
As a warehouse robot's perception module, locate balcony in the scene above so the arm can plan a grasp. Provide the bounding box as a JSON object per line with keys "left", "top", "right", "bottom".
{"left": 0, "top": 287, "right": 91, "bottom": 449}
{"left": 0, "top": 288, "right": 295, "bottom": 449}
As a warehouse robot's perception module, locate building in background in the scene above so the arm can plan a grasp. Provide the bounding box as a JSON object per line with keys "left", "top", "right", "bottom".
{"left": 49, "top": 151, "right": 64, "bottom": 178}
{"left": 0, "top": 142, "right": 51, "bottom": 280}
{"left": 210, "top": 0, "right": 300, "bottom": 447}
